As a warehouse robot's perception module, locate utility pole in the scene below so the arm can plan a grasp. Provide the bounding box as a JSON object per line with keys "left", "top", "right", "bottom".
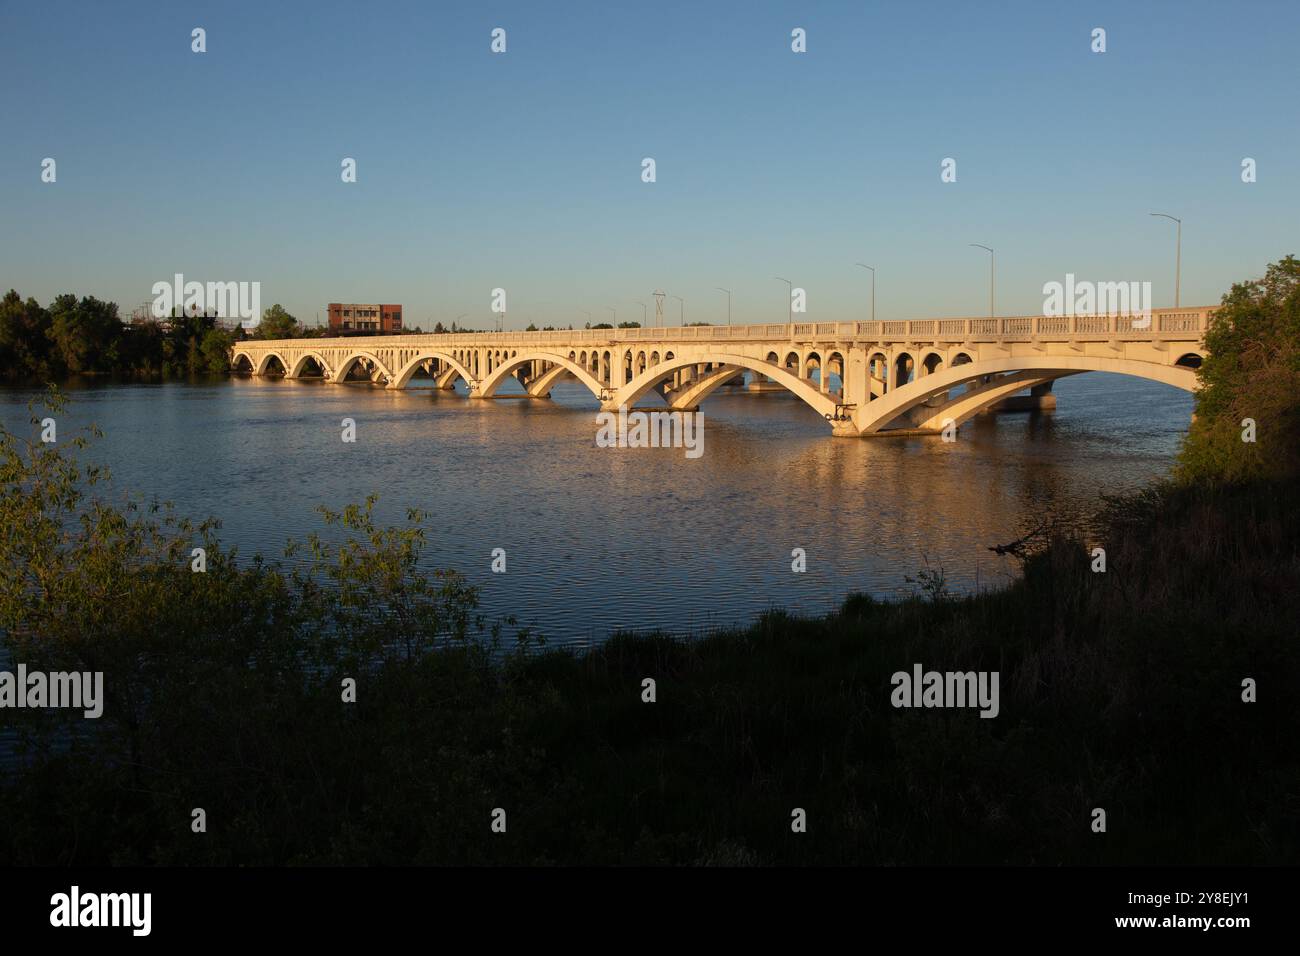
{"left": 714, "top": 287, "right": 731, "bottom": 326}
{"left": 855, "top": 264, "right": 875, "bottom": 323}
{"left": 773, "top": 276, "right": 793, "bottom": 324}
{"left": 969, "top": 245, "right": 994, "bottom": 319}
{"left": 1149, "top": 213, "right": 1182, "bottom": 307}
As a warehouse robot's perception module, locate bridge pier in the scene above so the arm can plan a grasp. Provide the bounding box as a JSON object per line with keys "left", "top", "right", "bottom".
{"left": 987, "top": 379, "right": 1057, "bottom": 414}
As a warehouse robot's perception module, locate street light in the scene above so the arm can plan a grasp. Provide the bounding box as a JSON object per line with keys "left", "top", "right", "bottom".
{"left": 580, "top": 309, "right": 592, "bottom": 325}
{"left": 605, "top": 306, "right": 616, "bottom": 327}
{"left": 773, "top": 276, "right": 793, "bottom": 324}
{"left": 1149, "top": 213, "right": 1182, "bottom": 308}
{"left": 714, "top": 287, "right": 732, "bottom": 326}
{"left": 635, "top": 301, "right": 648, "bottom": 326}
{"left": 670, "top": 295, "right": 684, "bottom": 325}
{"left": 855, "top": 263, "right": 876, "bottom": 323}
{"left": 969, "top": 245, "right": 994, "bottom": 320}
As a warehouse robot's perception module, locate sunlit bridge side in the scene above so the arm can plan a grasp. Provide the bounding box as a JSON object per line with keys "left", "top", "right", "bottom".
{"left": 231, "top": 308, "right": 1211, "bottom": 438}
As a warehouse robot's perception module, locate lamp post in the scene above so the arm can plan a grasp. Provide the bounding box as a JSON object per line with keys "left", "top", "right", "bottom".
{"left": 714, "top": 287, "right": 731, "bottom": 326}
{"left": 635, "top": 301, "right": 648, "bottom": 326}
{"left": 855, "top": 263, "right": 876, "bottom": 323}
{"left": 605, "top": 306, "right": 616, "bottom": 327}
{"left": 580, "top": 309, "right": 592, "bottom": 326}
{"left": 969, "top": 245, "right": 994, "bottom": 319}
{"left": 1149, "top": 213, "right": 1181, "bottom": 307}
{"left": 670, "top": 295, "right": 684, "bottom": 325}
{"left": 773, "top": 276, "right": 793, "bottom": 324}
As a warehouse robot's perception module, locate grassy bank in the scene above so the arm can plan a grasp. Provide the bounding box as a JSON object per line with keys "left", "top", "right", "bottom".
{"left": 1, "top": 470, "right": 1296, "bottom": 865}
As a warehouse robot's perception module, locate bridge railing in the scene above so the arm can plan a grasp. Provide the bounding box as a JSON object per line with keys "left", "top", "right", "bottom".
{"left": 234, "top": 308, "right": 1213, "bottom": 352}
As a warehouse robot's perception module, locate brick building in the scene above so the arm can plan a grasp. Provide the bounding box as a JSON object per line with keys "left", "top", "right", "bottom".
{"left": 327, "top": 303, "right": 403, "bottom": 333}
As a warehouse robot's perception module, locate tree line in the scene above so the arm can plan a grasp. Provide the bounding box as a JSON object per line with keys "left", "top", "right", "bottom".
{"left": 0, "top": 292, "right": 320, "bottom": 380}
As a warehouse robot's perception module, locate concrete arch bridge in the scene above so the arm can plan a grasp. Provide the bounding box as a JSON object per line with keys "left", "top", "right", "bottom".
{"left": 231, "top": 307, "right": 1210, "bottom": 437}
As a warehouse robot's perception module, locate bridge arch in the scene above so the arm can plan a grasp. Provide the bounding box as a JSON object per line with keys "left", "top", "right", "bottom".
{"left": 289, "top": 351, "right": 332, "bottom": 378}
{"left": 334, "top": 351, "right": 396, "bottom": 385}
{"left": 910, "top": 371, "right": 1080, "bottom": 431}
{"left": 610, "top": 352, "right": 839, "bottom": 419}
{"left": 855, "top": 354, "right": 1199, "bottom": 435}
{"left": 663, "top": 363, "right": 756, "bottom": 409}
{"left": 390, "top": 351, "right": 476, "bottom": 390}
{"left": 250, "top": 350, "right": 288, "bottom": 376}
{"left": 230, "top": 349, "right": 256, "bottom": 373}
{"left": 893, "top": 352, "right": 915, "bottom": 387}
{"left": 478, "top": 352, "right": 607, "bottom": 399}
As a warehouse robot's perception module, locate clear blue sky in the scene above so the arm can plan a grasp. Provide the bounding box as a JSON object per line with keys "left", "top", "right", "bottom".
{"left": 2, "top": 0, "right": 1296, "bottom": 329}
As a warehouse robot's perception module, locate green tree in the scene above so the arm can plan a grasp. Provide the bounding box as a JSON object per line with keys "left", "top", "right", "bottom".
{"left": 200, "top": 327, "right": 236, "bottom": 373}
{"left": 0, "top": 290, "right": 53, "bottom": 378}
{"left": 44, "top": 294, "right": 122, "bottom": 375}
{"left": 1179, "top": 255, "right": 1300, "bottom": 483}
{"left": 257, "top": 304, "right": 299, "bottom": 339}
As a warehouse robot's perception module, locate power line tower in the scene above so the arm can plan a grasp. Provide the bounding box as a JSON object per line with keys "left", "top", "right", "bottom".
{"left": 653, "top": 290, "right": 665, "bottom": 328}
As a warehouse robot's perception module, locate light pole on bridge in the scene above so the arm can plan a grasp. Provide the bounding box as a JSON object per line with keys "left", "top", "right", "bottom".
{"left": 969, "top": 244, "right": 994, "bottom": 320}
{"left": 604, "top": 306, "right": 616, "bottom": 328}
{"left": 773, "top": 276, "right": 793, "bottom": 324}
{"left": 670, "top": 295, "right": 684, "bottom": 325}
{"left": 1149, "top": 212, "right": 1182, "bottom": 308}
{"left": 855, "top": 263, "right": 876, "bottom": 323}
{"left": 635, "top": 301, "right": 648, "bottom": 327}
{"left": 714, "top": 287, "right": 731, "bottom": 326}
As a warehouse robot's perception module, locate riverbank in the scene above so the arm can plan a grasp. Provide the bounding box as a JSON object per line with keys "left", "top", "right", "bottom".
{"left": 1, "top": 468, "right": 1295, "bottom": 865}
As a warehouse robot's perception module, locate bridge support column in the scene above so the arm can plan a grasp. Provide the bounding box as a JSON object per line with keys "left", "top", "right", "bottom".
{"left": 989, "top": 379, "right": 1057, "bottom": 413}
{"left": 842, "top": 351, "right": 869, "bottom": 409}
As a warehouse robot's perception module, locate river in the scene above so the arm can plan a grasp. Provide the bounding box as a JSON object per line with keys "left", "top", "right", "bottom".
{"left": 0, "top": 373, "right": 1192, "bottom": 646}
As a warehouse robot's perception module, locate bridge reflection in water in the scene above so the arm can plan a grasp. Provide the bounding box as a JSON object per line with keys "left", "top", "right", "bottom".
{"left": 232, "top": 309, "right": 1209, "bottom": 437}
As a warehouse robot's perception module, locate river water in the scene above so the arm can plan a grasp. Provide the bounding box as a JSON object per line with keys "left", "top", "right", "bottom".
{"left": 0, "top": 373, "right": 1192, "bottom": 646}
